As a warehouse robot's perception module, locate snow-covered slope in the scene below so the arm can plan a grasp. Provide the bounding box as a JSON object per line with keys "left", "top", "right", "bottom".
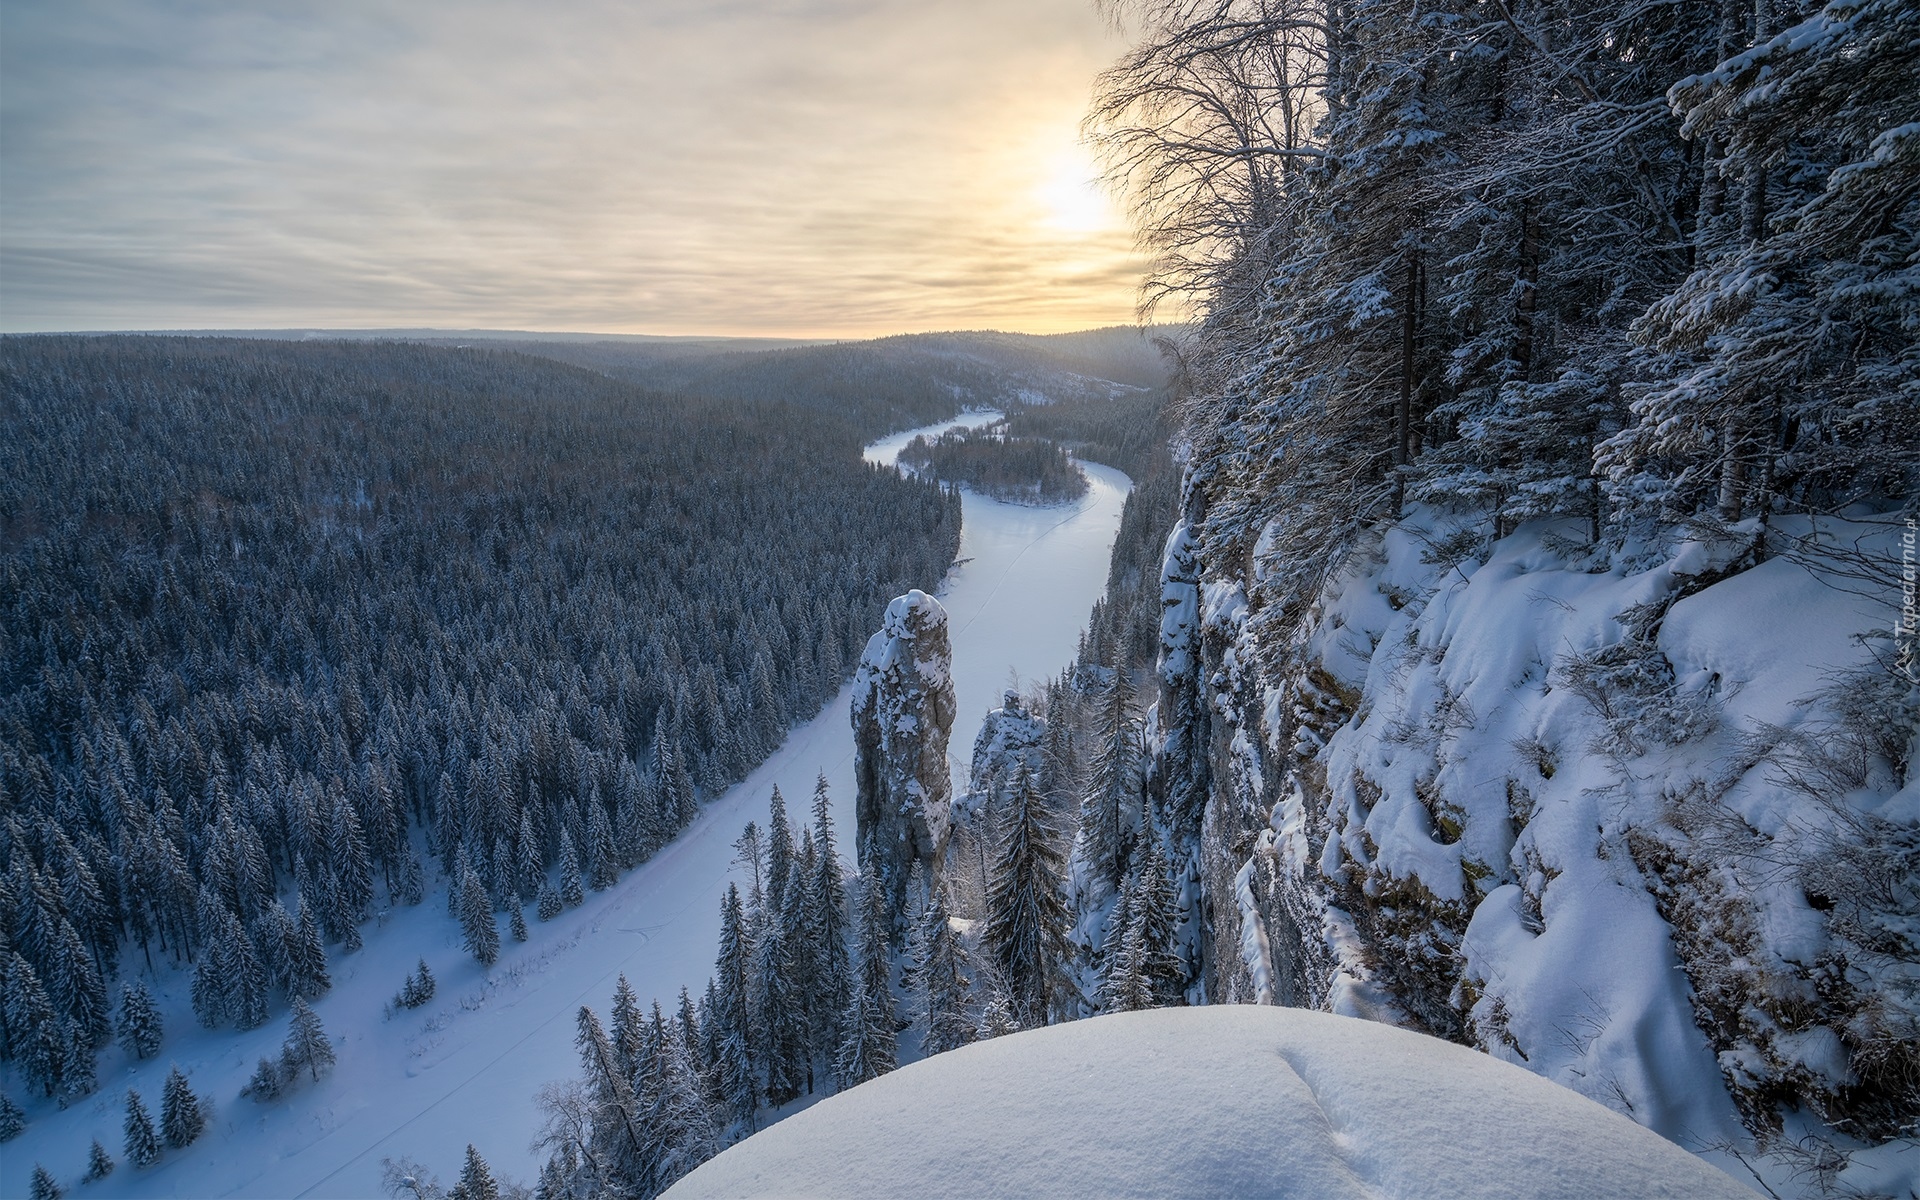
{"left": 665, "top": 1005, "right": 1758, "bottom": 1199}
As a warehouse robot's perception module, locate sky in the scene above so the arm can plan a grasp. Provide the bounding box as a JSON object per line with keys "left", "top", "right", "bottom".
{"left": 0, "top": 0, "right": 1148, "bottom": 337}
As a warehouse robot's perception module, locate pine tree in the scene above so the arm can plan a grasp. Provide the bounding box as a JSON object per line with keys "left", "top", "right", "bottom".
{"left": 84, "top": 1139, "right": 115, "bottom": 1181}
{"left": 225, "top": 913, "right": 272, "bottom": 1030}
{"left": 912, "top": 883, "right": 975, "bottom": 1056}
{"left": 536, "top": 879, "right": 562, "bottom": 922}
{"left": 710, "top": 884, "right": 757, "bottom": 1132}
{"left": 450, "top": 1144, "right": 499, "bottom": 1200}
{"left": 1102, "top": 896, "right": 1155, "bottom": 1014}
{"left": 977, "top": 989, "right": 1018, "bottom": 1040}
{"left": 764, "top": 787, "right": 795, "bottom": 916}
{"left": 280, "top": 996, "right": 335, "bottom": 1082}
{"left": 0, "top": 1090, "right": 24, "bottom": 1141}
{"left": 985, "top": 766, "right": 1075, "bottom": 1029}
{"left": 29, "top": 1164, "right": 61, "bottom": 1200}
{"left": 245, "top": 1056, "right": 283, "bottom": 1103}
{"left": 1076, "top": 661, "right": 1140, "bottom": 896}
{"left": 160, "top": 1065, "right": 205, "bottom": 1148}
{"left": 648, "top": 1016, "right": 719, "bottom": 1191}
{"left": 805, "top": 775, "right": 851, "bottom": 1065}
{"left": 460, "top": 867, "right": 500, "bottom": 967}
{"left": 1129, "top": 828, "right": 1185, "bottom": 1003}
{"left": 58, "top": 1019, "right": 97, "bottom": 1107}
{"left": 123, "top": 1088, "right": 160, "bottom": 1168}
{"left": 291, "top": 900, "right": 331, "bottom": 999}
{"left": 836, "top": 864, "right": 898, "bottom": 1089}
{"left": 587, "top": 801, "right": 618, "bottom": 892}
{"left": 116, "top": 979, "right": 164, "bottom": 1060}
{"left": 509, "top": 907, "right": 528, "bottom": 943}
{"left": 574, "top": 1006, "right": 648, "bottom": 1195}
{"left": 6, "top": 956, "right": 61, "bottom": 1098}
{"left": 558, "top": 831, "right": 585, "bottom": 909}
{"left": 755, "top": 879, "right": 806, "bottom": 1106}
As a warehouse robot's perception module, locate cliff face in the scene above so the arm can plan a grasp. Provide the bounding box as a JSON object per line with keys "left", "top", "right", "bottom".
{"left": 1147, "top": 506, "right": 1918, "bottom": 1184}
{"left": 851, "top": 589, "right": 958, "bottom": 929}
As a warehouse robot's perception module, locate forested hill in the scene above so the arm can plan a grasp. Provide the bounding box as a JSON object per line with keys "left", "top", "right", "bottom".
{"left": 467, "top": 327, "right": 1173, "bottom": 439}
{"left": 0, "top": 335, "right": 958, "bottom": 1105}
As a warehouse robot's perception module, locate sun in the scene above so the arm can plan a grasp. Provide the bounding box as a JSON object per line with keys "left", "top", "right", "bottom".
{"left": 1034, "top": 146, "right": 1121, "bottom": 235}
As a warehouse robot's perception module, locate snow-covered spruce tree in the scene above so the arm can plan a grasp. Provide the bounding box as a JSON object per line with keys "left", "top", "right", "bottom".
{"left": 568, "top": 1006, "right": 652, "bottom": 1190}
{"left": 646, "top": 1012, "right": 719, "bottom": 1191}
{"left": 709, "top": 883, "right": 758, "bottom": 1133}
{"left": 115, "top": 979, "right": 162, "bottom": 1060}
{"left": 802, "top": 775, "right": 851, "bottom": 1069}
{"left": 459, "top": 867, "right": 499, "bottom": 967}
{"left": 536, "top": 878, "right": 563, "bottom": 922}
{"left": 754, "top": 874, "right": 806, "bottom": 1106}
{"left": 558, "top": 830, "right": 586, "bottom": 909}
{"left": 985, "top": 766, "right": 1076, "bottom": 1028}
{"left": 1074, "top": 659, "right": 1141, "bottom": 906}
{"left": 28, "top": 1163, "right": 60, "bottom": 1200}
{"left": 1128, "top": 826, "right": 1185, "bottom": 1005}
{"left": 123, "top": 1088, "right": 159, "bottom": 1168}
{"left": 450, "top": 1144, "right": 498, "bottom": 1200}
{"left": 292, "top": 900, "right": 331, "bottom": 999}
{"left": 1101, "top": 908, "right": 1156, "bottom": 1014}
{"left": 609, "top": 975, "right": 646, "bottom": 1078}
{"left": 0, "top": 1090, "right": 23, "bottom": 1140}
{"left": 836, "top": 857, "right": 899, "bottom": 1088}
{"left": 911, "top": 883, "right": 975, "bottom": 1056}
{"left": 7, "top": 956, "right": 60, "bottom": 1098}
{"left": 245, "top": 1056, "right": 283, "bottom": 1102}
{"left": 1604, "top": 0, "right": 1920, "bottom": 527}
{"left": 160, "top": 1064, "right": 205, "bottom": 1148}
{"left": 84, "top": 1139, "right": 114, "bottom": 1181}
{"left": 57, "top": 1020, "right": 96, "bottom": 1107}
{"left": 281, "top": 996, "right": 335, "bottom": 1082}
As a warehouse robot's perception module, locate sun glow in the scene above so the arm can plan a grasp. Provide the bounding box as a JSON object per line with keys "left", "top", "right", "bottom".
{"left": 1034, "top": 144, "right": 1122, "bottom": 235}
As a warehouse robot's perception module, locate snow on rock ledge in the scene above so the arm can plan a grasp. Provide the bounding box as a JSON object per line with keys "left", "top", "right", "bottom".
{"left": 664, "top": 1006, "right": 1757, "bottom": 1200}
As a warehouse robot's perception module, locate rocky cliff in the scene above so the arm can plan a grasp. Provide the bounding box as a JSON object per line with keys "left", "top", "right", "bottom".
{"left": 851, "top": 589, "right": 958, "bottom": 932}
{"left": 1146, "top": 507, "right": 1918, "bottom": 1193}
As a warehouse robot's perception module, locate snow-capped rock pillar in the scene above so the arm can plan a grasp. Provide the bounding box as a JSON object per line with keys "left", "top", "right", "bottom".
{"left": 850, "top": 589, "right": 956, "bottom": 933}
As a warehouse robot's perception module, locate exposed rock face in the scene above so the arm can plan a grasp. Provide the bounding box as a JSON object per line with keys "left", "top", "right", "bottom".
{"left": 1148, "top": 500, "right": 1920, "bottom": 1184}
{"left": 959, "top": 690, "right": 1046, "bottom": 830}
{"left": 851, "top": 589, "right": 957, "bottom": 929}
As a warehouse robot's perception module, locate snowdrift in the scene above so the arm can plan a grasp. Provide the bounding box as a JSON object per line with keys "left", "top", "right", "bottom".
{"left": 665, "top": 1005, "right": 1757, "bottom": 1199}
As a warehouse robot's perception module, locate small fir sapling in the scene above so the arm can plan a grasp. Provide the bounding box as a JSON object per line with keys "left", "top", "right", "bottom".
{"left": 85, "top": 1139, "right": 116, "bottom": 1181}
{"left": 0, "top": 1090, "right": 25, "bottom": 1140}
{"left": 123, "top": 1088, "right": 160, "bottom": 1167}
{"left": 161, "top": 1065, "right": 206, "bottom": 1148}
{"left": 29, "top": 1164, "right": 62, "bottom": 1200}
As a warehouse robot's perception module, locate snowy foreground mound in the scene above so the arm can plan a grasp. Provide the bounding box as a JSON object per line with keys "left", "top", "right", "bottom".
{"left": 667, "top": 1006, "right": 1755, "bottom": 1199}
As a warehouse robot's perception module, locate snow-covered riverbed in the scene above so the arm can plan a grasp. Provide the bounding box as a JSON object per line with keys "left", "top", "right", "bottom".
{"left": 13, "top": 414, "right": 1129, "bottom": 1199}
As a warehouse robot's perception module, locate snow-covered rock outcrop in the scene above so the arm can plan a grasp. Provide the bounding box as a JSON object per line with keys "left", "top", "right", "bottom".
{"left": 851, "top": 589, "right": 957, "bottom": 927}
{"left": 664, "top": 1005, "right": 1757, "bottom": 1199}
{"left": 958, "top": 689, "right": 1046, "bottom": 829}
{"left": 1150, "top": 509, "right": 1918, "bottom": 1194}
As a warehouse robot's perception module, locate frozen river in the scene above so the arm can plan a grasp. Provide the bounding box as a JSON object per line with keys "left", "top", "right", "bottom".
{"left": 32, "top": 413, "right": 1129, "bottom": 1199}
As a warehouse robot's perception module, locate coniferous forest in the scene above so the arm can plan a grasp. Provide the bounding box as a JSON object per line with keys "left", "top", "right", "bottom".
{"left": 0, "top": 335, "right": 959, "bottom": 1105}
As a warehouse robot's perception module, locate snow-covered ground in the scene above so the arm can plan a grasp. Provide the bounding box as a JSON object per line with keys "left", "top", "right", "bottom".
{"left": 4, "top": 415, "right": 1130, "bottom": 1199}
{"left": 665, "top": 1005, "right": 1759, "bottom": 1199}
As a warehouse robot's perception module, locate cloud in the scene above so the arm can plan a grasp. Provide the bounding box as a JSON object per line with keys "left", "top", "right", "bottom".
{"left": 0, "top": 0, "right": 1147, "bottom": 335}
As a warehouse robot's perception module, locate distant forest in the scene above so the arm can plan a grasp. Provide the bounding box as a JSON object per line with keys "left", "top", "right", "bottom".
{"left": 898, "top": 424, "right": 1089, "bottom": 505}
{"left": 0, "top": 336, "right": 960, "bottom": 1102}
